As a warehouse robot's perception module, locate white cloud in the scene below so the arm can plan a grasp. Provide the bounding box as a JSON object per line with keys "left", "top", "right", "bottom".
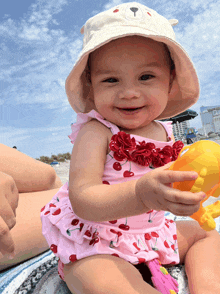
{"left": 0, "top": 127, "right": 32, "bottom": 143}
{"left": 147, "top": 0, "right": 214, "bottom": 18}
{"left": 103, "top": 0, "right": 124, "bottom": 10}
{"left": 0, "top": 0, "right": 82, "bottom": 113}
{"left": 174, "top": 1, "right": 220, "bottom": 80}
{"left": 19, "top": 25, "right": 51, "bottom": 41}
{"left": 2, "top": 36, "right": 81, "bottom": 108}
{"left": 0, "top": 123, "right": 72, "bottom": 158}
{"left": 0, "top": 125, "right": 68, "bottom": 142}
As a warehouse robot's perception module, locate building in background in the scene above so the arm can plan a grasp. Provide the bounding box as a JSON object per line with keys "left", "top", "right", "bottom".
{"left": 172, "top": 120, "right": 190, "bottom": 141}
{"left": 197, "top": 127, "right": 205, "bottom": 136}
{"left": 161, "top": 109, "right": 197, "bottom": 142}
{"left": 200, "top": 105, "right": 220, "bottom": 136}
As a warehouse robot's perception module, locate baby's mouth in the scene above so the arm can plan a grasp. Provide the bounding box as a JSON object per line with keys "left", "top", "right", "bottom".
{"left": 117, "top": 107, "right": 144, "bottom": 115}
{"left": 118, "top": 106, "right": 144, "bottom": 111}
{"left": 122, "top": 108, "right": 140, "bottom": 111}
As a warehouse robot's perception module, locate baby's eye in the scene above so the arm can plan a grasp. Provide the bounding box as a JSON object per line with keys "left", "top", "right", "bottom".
{"left": 140, "top": 74, "right": 154, "bottom": 81}
{"left": 103, "top": 78, "right": 118, "bottom": 83}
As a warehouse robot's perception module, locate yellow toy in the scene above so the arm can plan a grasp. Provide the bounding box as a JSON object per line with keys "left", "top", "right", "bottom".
{"left": 168, "top": 140, "right": 220, "bottom": 231}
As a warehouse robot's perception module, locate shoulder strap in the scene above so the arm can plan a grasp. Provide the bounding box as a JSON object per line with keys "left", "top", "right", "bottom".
{"left": 156, "top": 120, "right": 173, "bottom": 141}
{"left": 68, "top": 110, "right": 120, "bottom": 144}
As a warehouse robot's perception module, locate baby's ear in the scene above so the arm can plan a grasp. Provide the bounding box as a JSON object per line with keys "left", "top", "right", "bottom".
{"left": 88, "top": 85, "right": 94, "bottom": 100}
{"left": 80, "top": 26, "right": 84, "bottom": 34}
{"left": 84, "top": 87, "right": 97, "bottom": 112}
{"left": 86, "top": 70, "right": 91, "bottom": 85}
{"left": 168, "top": 69, "right": 180, "bottom": 101}
{"left": 169, "top": 68, "right": 176, "bottom": 93}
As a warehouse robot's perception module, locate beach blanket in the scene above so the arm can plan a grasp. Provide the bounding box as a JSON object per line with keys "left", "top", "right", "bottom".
{"left": 1, "top": 213, "right": 219, "bottom": 294}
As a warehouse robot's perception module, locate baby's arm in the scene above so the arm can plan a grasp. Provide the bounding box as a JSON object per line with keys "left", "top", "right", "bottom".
{"left": 69, "top": 121, "right": 205, "bottom": 222}
{"left": 69, "top": 120, "right": 147, "bottom": 222}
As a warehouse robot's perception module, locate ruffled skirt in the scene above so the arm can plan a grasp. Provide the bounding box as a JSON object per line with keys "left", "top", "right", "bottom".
{"left": 40, "top": 183, "right": 180, "bottom": 280}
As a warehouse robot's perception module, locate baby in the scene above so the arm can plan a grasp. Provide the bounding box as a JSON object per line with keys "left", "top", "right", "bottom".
{"left": 41, "top": 2, "right": 220, "bottom": 294}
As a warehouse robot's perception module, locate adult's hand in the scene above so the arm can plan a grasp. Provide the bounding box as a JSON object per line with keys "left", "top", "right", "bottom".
{"left": 0, "top": 171, "right": 19, "bottom": 257}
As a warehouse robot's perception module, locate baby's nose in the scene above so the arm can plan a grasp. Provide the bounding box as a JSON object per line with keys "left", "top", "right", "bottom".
{"left": 119, "top": 85, "right": 141, "bottom": 99}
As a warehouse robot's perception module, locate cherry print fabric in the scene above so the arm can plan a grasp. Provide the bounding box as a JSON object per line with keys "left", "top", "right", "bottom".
{"left": 41, "top": 110, "right": 179, "bottom": 281}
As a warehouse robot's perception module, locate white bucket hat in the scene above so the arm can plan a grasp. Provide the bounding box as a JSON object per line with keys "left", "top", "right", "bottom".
{"left": 65, "top": 2, "right": 200, "bottom": 120}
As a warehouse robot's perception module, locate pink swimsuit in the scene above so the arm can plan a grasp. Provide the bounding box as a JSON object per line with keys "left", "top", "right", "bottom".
{"left": 40, "top": 110, "right": 180, "bottom": 289}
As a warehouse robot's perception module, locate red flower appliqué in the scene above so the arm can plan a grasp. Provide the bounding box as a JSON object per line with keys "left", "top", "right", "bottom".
{"left": 172, "top": 141, "right": 185, "bottom": 160}
{"left": 109, "top": 131, "right": 184, "bottom": 168}
{"left": 131, "top": 141, "right": 155, "bottom": 166}
{"left": 109, "top": 131, "right": 136, "bottom": 161}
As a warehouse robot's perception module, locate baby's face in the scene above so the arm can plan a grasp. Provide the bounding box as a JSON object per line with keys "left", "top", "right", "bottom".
{"left": 89, "top": 36, "right": 174, "bottom": 131}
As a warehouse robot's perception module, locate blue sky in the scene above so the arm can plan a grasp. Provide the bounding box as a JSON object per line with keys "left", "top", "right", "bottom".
{"left": 1, "top": 0, "right": 220, "bottom": 159}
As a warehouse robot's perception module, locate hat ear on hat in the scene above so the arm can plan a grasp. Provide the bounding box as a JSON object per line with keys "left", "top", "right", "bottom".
{"left": 169, "top": 19, "right": 179, "bottom": 26}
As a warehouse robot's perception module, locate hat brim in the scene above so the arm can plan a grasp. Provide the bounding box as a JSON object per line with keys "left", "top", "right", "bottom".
{"left": 66, "top": 26, "right": 199, "bottom": 120}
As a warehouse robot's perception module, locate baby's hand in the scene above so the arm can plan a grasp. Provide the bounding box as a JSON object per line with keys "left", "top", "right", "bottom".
{"left": 0, "top": 171, "right": 19, "bottom": 257}
{"left": 136, "top": 162, "right": 205, "bottom": 216}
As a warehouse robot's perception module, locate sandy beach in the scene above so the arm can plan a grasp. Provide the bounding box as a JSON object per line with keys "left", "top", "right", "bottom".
{"left": 51, "top": 160, "right": 70, "bottom": 184}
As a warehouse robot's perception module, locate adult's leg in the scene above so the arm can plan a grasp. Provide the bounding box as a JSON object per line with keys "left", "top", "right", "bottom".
{"left": 0, "top": 188, "right": 60, "bottom": 270}
{"left": 0, "top": 143, "right": 63, "bottom": 192}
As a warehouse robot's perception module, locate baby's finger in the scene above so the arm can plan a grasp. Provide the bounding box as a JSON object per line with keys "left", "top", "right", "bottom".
{"left": 0, "top": 216, "right": 15, "bottom": 255}
{"left": 166, "top": 189, "right": 205, "bottom": 205}
{"left": 158, "top": 161, "right": 175, "bottom": 171}
{"left": 167, "top": 202, "right": 201, "bottom": 216}
{"left": 161, "top": 170, "right": 198, "bottom": 185}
